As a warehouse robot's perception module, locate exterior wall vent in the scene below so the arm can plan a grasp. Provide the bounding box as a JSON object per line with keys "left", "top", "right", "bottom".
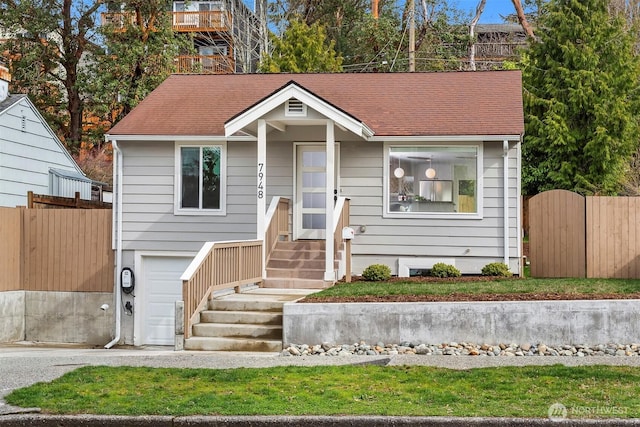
{"left": 285, "top": 99, "right": 307, "bottom": 117}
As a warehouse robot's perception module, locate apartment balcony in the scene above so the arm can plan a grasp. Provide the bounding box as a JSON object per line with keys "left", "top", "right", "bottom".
{"left": 175, "top": 55, "right": 234, "bottom": 74}
{"left": 101, "top": 11, "right": 232, "bottom": 33}
{"left": 173, "top": 11, "right": 232, "bottom": 33}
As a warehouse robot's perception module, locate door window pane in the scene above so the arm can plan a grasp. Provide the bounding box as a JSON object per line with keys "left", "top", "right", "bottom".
{"left": 303, "top": 193, "right": 326, "bottom": 209}
{"left": 303, "top": 172, "right": 326, "bottom": 188}
{"left": 303, "top": 213, "right": 325, "bottom": 229}
{"left": 303, "top": 151, "right": 325, "bottom": 168}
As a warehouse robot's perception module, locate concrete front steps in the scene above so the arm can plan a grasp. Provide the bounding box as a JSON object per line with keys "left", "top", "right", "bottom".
{"left": 264, "top": 240, "right": 335, "bottom": 289}
{"left": 184, "top": 288, "right": 318, "bottom": 352}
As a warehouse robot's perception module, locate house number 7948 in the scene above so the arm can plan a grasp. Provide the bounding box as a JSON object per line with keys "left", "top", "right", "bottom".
{"left": 257, "top": 162, "right": 264, "bottom": 199}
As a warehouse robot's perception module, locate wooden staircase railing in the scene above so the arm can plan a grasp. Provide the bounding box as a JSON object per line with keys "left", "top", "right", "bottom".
{"left": 264, "top": 197, "right": 290, "bottom": 264}
{"left": 181, "top": 240, "right": 262, "bottom": 339}
{"left": 333, "top": 197, "right": 351, "bottom": 281}
{"left": 181, "top": 197, "right": 290, "bottom": 340}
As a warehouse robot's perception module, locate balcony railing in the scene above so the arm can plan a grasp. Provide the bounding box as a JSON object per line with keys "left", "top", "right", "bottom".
{"left": 173, "top": 11, "right": 232, "bottom": 32}
{"left": 474, "top": 42, "right": 525, "bottom": 59}
{"left": 101, "top": 11, "right": 232, "bottom": 33}
{"left": 175, "top": 55, "right": 234, "bottom": 74}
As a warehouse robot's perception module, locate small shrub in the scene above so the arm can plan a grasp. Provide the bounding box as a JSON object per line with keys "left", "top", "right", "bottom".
{"left": 481, "top": 262, "right": 512, "bottom": 277}
{"left": 362, "top": 264, "right": 391, "bottom": 281}
{"left": 430, "top": 263, "right": 461, "bottom": 278}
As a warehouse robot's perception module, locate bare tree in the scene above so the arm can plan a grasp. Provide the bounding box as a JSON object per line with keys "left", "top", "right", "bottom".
{"left": 468, "top": 0, "right": 486, "bottom": 71}
{"left": 511, "top": 0, "right": 535, "bottom": 38}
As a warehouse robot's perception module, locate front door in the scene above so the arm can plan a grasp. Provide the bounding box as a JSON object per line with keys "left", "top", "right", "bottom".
{"left": 295, "top": 144, "right": 339, "bottom": 240}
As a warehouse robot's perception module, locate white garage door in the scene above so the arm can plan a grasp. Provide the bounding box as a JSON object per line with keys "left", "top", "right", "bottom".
{"left": 139, "top": 256, "right": 193, "bottom": 345}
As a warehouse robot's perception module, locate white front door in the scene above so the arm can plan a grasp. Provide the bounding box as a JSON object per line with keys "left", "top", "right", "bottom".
{"left": 295, "top": 144, "right": 339, "bottom": 240}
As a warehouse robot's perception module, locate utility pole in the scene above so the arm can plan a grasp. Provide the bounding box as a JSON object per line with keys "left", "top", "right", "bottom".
{"left": 409, "top": 0, "right": 415, "bottom": 71}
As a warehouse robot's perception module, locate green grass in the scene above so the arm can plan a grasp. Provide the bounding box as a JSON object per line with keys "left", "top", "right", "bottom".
{"left": 5, "top": 365, "right": 639, "bottom": 418}
{"left": 306, "top": 278, "right": 640, "bottom": 300}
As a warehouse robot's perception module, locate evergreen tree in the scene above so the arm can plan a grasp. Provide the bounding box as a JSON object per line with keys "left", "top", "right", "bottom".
{"left": 522, "top": 0, "right": 640, "bottom": 195}
{"left": 259, "top": 19, "right": 342, "bottom": 73}
{"left": 268, "top": 0, "right": 368, "bottom": 61}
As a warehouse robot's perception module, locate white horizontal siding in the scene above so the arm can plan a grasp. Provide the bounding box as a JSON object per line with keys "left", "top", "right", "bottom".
{"left": 266, "top": 140, "right": 293, "bottom": 200}
{"left": 0, "top": 98, "right": 84, "bottom": 207}
{"left": 342, "top": 140, "right": 520, "bottom": 272}
{"left": 120, "top": 140, "right": 257, "bottom": 252}
{"left": 118, "top": 134, "right": 520, "bottom": 273}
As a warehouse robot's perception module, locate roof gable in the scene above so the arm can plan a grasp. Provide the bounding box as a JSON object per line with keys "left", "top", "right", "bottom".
{"left": 1, "top": 95, "right": 85, "bottom": 176}
{"left": 225, "top": 81, "right": 374, "bottom": 138}
{"left": 108, "top": 71, "right": 524, "bottom": 138}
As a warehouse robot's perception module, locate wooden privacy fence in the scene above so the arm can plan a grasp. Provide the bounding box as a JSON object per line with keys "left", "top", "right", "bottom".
{"left": 529, "top": 190, "right": 640, "bottom": 278}
{"left": 0, "top": 207, "right": 113, "bottom": 292}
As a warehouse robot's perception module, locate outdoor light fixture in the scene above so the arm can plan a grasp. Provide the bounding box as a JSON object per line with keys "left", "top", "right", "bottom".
{"left": 425, "top": 158, "right": 436, "bottom": 179}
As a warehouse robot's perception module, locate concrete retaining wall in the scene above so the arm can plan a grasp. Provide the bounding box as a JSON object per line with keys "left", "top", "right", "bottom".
{"left": 24, "top": 291, "right": 114, "bottom": 345}
{"left": 0, "top": 291, "right": 114, "bottom": 345}
{"left": 283, "top": 300, "right": 640, "bottom": 346}
{"left": 0, "top": 291, "right": 25, "bottom": 342}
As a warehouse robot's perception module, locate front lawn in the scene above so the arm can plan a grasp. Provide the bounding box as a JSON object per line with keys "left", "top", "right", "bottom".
{"left": 304, "top": 277, "right": 640, "bottom": 302}
{"left": 5, "top": 365, "right": 638, "bottom": 418}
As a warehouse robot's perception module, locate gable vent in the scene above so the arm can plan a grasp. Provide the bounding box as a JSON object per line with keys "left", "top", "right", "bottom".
{"left": 285, "top": 99, "right": 307, "bottom": 117}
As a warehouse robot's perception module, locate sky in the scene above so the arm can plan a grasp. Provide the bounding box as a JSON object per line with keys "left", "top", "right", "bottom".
{"left": 453, "top": 0, "right": 517, "bottom": 23}
{"left": 242, "top": 0, "right": 519, "bottom": 25}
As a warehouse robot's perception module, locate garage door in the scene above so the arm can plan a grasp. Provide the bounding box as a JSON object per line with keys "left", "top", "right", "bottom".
{"left": 139, "top": 256, "right": 193, "bottom": 345}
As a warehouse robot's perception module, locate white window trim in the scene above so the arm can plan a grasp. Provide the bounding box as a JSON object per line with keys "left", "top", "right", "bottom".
{"left": 174, "top": 141, "right": 227, "bottom": 216}
{"left": 383, "top": 141, "right": 484, "bottom": 220}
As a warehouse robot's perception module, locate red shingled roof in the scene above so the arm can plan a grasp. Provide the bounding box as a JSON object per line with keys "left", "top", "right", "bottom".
{"left": 108, "top": 71, "right": 523, "bottom": 137}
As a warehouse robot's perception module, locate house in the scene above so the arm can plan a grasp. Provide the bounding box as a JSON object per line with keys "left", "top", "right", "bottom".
{"left": 0, "top": 65, "right": 95, "bottom": 207}
{"left": 101, "top": 0, "right": 266, "bottom": 74}
{"left": 106, "top": 71, "right": 524, "bottom": 346}
{"left": 474, "top": 24, "right": 527, "bottom": 67}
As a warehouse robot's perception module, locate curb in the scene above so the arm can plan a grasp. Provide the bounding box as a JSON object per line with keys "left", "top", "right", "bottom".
{"left": 1, "top": 415, "right": 640, "bottom": 426}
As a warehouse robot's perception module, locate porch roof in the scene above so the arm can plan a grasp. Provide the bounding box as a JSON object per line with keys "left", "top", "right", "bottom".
{"left": 108, "top": 71, "right": 524, "bottom": 138}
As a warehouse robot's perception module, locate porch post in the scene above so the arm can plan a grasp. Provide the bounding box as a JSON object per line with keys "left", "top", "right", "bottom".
{"left": 324, "top": 120, "right": 335, "bottom": 282}
{"left": 257, "top": 119, "right": 267, "bottom": 277}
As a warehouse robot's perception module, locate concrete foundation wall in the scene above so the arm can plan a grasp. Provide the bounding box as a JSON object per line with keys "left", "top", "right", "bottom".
{"left": 0, "top": 291, "right": 25, "bottom": 342}
{"left": 283, "top": 300, "right": 640, "bottom": 346}
{"left": 24, "top": 291, "right": 114, "bottom": 345}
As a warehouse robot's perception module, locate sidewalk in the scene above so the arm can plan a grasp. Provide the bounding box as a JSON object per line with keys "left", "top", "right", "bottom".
{"left": 2, "top": 342, "right": 640, "bottom": 425}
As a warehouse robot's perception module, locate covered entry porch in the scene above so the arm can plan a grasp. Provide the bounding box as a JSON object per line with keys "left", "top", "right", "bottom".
{"left": 224, "top": 81, "right": 372, "bottom": 283}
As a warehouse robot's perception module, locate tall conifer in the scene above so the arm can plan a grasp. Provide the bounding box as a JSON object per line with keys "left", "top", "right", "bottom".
{"left": 523, "top": 0, "right": 640, "bottom": 195}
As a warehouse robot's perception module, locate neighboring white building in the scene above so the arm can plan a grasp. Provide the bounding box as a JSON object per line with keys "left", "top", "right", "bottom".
{"left": 0, "top": 65, "right": 93, "bottom": 207}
